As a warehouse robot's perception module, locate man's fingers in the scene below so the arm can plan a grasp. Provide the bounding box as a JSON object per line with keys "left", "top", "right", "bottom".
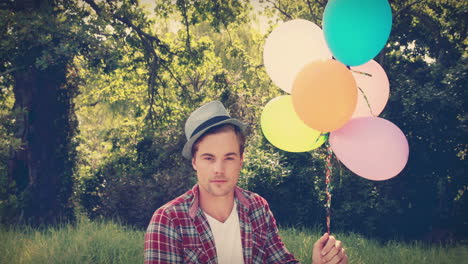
{"left": 312, "top": 233, "right": 330, "bottom": 264}
{"left": 315, "top": 232, "right": 329, "bottom": 247}
{"left": 322, "top": 240, "right": 346, "bottom": 263}
{"left": 325, "top": 247, "right": 347, "bottom": 264}
{"left": 321, "top": 235, "right": 336, "bottom": 256}
{"left": 335, "top": 240, "right": 342, "bottom": 251}
{"left": 339, "top": 248, "right": 348, "bottom": 264}
{"left": 327, "top": 253, "right": 342, "bottom": 264}
{"left": 315, "top": 235, "right": 348, "bottom": 264}
{"left": 322, "top": 240, "right": 342, "bottom": 262}
{"left": 322, "top": 246, "right": 339, "bottom": 262}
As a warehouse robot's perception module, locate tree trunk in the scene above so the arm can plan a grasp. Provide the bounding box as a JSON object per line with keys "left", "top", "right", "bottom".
{"left": 7, "top": 62, "right": 77, "bottom": 226}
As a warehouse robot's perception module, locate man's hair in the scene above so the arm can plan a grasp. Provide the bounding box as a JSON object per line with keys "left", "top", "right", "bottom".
{"left": 191, "top": 124, "right": 246, "bottom": 158}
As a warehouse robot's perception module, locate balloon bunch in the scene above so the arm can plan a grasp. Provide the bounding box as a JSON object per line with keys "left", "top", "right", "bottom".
{"left": 261, "top": 0, "right": 409, "bottom": 181}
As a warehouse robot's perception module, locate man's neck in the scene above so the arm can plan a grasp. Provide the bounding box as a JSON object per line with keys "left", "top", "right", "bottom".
{"left": 199, "top": 189, "right": 235, "bottom": 223}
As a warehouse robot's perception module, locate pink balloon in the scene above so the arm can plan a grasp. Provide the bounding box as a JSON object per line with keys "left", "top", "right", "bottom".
{"left": 330, "top": 117, "right": 409, "bottom": 181}
{"left": 350, "top": 60, "right": 390, "bottom": 118}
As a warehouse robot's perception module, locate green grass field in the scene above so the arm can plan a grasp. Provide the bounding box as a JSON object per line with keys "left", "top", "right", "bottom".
{"left": 1, "top": 218, "right": 466, "bottom": 264}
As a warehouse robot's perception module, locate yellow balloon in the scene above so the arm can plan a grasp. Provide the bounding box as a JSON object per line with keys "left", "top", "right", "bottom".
{"left": 261, "top": 95, "right": 322, "bottom": 152}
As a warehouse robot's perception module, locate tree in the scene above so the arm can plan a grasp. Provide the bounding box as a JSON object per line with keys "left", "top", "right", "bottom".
{"left": 0, "top": 0, "right": 86, "bottom": 225}
{"left": 258, "top": 0, "right": 467, "bottom": 241}
{"left": 0, "top": 0, "right": 252, "bottom": 226}
{"left": 379, "top": 0, "right": 467, "bottom": 241}
{"left": 76, "top": 0, "right": 270, "bottom": 228}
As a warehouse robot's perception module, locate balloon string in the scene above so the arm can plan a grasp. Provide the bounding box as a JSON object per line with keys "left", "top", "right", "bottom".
{"left": 351, "top": 69, "right": 376, "bottom": 117}
{"left": 325, "top": 144, "right": 333, "bottom": 234}
{"left": 351, "top": 69, "right": 373, "bottom": 77}
{"left": 358, "top": 86, "right": 376, "bottom": 117}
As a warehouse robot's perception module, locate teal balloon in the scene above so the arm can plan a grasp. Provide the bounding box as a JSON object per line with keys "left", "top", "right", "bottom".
{"left": 323, "top": 0, "right": 392, "bottom": 66}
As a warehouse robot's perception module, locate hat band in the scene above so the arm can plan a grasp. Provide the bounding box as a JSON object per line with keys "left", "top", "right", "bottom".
{"left": 190, "top": 115, "right": 230, "bottom": 138}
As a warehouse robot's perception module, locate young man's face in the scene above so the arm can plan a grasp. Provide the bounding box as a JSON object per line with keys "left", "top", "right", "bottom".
{"left": 192, "top": 129, "right": 243, "bottom": 199}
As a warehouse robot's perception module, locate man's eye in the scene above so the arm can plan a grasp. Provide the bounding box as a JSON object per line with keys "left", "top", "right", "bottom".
{"left": 204, "top": 157, "right": 213, "bottom": 161}
{"left": 226, "top": 157, "right": 235, "bottom": 160}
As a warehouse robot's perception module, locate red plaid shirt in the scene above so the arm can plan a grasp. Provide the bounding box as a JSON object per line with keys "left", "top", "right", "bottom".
{"left": 144, "top": 184, "right": 299, "bottom": 263}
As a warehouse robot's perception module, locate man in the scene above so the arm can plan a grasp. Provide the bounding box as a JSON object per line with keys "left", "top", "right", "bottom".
{"left": 144, "top": 101, "right": 348, "bottom": 264}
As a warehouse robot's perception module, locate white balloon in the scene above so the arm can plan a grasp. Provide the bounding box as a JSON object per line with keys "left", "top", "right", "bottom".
{"left": 263, "top": 19, "right": 332, "bottom": 93}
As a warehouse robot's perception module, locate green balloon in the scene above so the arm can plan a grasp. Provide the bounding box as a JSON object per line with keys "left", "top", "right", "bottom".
{"left": 311, "top": 133, "right": 328, "bottom": 150}
{"left": 323, "top": 0, "right": 392, "bottom": 66}
{"left": 261, "top": 95, "right": 322, "bottom": 152}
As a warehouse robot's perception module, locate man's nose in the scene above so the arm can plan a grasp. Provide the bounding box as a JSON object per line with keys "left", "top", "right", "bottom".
{"left": 213, "top": 160, "right": 225, "bottom": 174}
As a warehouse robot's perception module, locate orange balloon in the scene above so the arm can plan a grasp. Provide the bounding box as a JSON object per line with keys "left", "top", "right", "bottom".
{"left": 291, "top": 59, "right": 357, "bottom": 132}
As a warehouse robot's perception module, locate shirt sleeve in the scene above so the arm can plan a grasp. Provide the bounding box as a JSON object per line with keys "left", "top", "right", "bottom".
{"left": 263, "top": 202, "right": 300, "bottom": 264}
{"left": 144, "top": 208, "right": 183, "bottom": 264}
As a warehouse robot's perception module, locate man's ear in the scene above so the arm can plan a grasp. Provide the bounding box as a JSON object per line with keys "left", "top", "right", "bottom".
{"left": 191, "top": 157, "right": 197, "bottom": 171}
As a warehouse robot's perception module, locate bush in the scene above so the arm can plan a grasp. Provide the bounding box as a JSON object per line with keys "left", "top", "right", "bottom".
{"left": 79, "top": 132, "right": 195, "bottom": 229}
{"left": 240, "top": 134, "right": 324, "bottom": 228}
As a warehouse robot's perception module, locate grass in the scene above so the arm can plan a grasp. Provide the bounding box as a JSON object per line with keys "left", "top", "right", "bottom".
{"left": 0, "top": 218, "right": 144, "bottom": 264}
{"left": 1, "top": 218, "right": 467, "bottom": 263}
{"left": 279, "top": 227, "right": 468, "bottom": 264}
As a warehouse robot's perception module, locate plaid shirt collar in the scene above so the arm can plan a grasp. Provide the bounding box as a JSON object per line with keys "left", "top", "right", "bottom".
{"left": 188, "top": 184, "right": 250, "bottom": 219}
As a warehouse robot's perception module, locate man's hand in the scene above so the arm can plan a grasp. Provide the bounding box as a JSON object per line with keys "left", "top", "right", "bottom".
{"left": 312, "top": 233, "right": 348, "bottom": 264}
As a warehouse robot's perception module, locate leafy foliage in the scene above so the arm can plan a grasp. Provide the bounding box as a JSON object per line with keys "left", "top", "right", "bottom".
{"left": 0, "top": 1, "right": 89, "bottom": 225}
{"left": 0, "top": 0, "right": 466, "bottom": 243}
{"left": 75, "top": 0, "right": 261, "bottom": 227}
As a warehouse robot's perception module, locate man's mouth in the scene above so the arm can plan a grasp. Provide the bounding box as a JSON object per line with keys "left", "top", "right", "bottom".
{"left": 210, "top": 179, "right": 227, "bottom": 183}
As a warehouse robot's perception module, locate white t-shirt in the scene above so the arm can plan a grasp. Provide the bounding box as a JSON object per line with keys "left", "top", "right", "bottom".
{"left": 204, "top": 201, "right": 244, "bottom": 264}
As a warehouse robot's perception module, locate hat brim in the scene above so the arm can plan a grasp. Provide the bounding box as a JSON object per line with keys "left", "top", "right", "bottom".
{"left": 182, "top": 118, "right": 246, "bottom": 159}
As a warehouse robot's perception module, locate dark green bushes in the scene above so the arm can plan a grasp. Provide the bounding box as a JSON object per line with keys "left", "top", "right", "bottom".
{"left": 79, "top": 133, "right": 195, "bottom": 228}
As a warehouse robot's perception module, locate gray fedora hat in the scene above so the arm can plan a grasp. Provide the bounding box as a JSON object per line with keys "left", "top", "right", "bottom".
{"left": 182, "top": 101, "right": 246, "bottom": 159}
